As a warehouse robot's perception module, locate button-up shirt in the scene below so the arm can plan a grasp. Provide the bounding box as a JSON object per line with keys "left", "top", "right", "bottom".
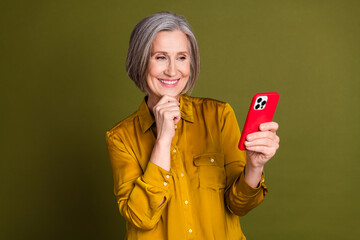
{"left": 106, "top": 94, "right": 268, "bottom": 240}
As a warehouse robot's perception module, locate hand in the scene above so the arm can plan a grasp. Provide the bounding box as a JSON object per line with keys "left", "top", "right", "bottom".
{"left": 152, "top": 95, "right": 181, "bottom": 145}
{"left": 243, "top": 122, "right": 279, "bottom": 187}
{"left": 245, "top": 122, "right": 280, "bottom": 169}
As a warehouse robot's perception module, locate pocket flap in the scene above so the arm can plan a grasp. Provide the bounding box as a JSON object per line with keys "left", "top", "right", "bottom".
{"left": 193, "top": 153, "right": 224, "bottom": 167}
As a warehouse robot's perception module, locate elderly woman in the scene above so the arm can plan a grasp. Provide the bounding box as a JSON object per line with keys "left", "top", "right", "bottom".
{"left": 106, "top": 12, "right": 279, "bottom": 239}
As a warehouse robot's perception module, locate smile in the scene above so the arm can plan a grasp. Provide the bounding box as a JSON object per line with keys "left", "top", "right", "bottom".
{"left": 159, "top": 78, "right": 179, "bottom": 85}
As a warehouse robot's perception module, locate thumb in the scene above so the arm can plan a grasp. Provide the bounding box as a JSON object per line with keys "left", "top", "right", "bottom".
{"left": 173, "top": 114, "right": 181, "bottom": 125}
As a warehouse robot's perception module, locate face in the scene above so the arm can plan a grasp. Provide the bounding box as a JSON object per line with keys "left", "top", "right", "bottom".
{"left": 146, "top": 30, "right": 190, "bottom": 105}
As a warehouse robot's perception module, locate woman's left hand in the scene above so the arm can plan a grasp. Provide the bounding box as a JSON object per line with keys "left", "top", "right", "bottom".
{"left": 245, "top": 122, "right": 280, "bottom": 169}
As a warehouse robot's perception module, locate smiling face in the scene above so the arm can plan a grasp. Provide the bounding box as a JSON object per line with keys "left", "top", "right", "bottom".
{"left": 146, "top": 30, "right": 190, "bottom": 106}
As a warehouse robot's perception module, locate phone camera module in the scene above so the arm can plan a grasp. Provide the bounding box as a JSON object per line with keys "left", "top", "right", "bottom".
{"left": 254, "top": 96, "right": 268, "bottom": 110}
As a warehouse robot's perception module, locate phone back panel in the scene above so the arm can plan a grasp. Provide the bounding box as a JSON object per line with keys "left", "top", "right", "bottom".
{"left": 238, "top": 92, "right": 279, "bottom": 151}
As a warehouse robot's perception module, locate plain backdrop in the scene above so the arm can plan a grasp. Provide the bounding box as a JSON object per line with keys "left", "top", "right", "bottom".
{"left": 1, "top": 0, "right": 359, "bottom": 239}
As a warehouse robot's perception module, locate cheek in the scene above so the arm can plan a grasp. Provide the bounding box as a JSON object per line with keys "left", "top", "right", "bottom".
{"left": 147, "top": 61, "right": 165, "bottom": 77}
{"left": 147, "top": 67, "right": 157, "bottom": 78}
{"left": 180, "top": 63, "right": 191, "bottom": 76}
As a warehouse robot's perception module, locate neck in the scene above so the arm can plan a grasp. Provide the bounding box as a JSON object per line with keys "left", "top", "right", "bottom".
{"left": 146, "top": 95, "right": 159, "bottom": 114}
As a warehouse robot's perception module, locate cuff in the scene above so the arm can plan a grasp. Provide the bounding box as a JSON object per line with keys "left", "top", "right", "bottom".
{"left": 237, "top": 171, "right": 266, "bottom": 197}
{"left": 143, "top": 162, "right": 173, "bottom": 190}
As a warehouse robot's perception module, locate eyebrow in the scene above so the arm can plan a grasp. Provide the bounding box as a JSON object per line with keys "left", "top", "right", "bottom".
{"left": 151, "top": 51, "right": 189, "bottom": 56}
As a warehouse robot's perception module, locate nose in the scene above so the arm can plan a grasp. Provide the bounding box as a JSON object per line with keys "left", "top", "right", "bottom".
{"left": 164, "top": 59, "right": 177, "bottom": 77}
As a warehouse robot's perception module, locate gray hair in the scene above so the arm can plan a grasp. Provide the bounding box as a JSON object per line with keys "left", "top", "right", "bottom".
{"left": 125, "top": 11, "right": 200, "bottom": 94}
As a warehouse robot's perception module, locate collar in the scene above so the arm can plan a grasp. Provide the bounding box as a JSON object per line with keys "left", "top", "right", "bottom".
{"left": 138, "top": 94, "right": 194, "bottom": 133}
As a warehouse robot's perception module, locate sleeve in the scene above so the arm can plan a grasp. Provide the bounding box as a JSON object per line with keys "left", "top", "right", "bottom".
{"left": 221, "top": 103, "right": 268, "bottom": 216}
{"left": 106, "top": 130, "right": 172, "bottom": 230}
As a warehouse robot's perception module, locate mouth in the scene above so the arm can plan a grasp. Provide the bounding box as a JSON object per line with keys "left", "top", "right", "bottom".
{"left": 158, "top": 78, "right": 180, "bottom": 85}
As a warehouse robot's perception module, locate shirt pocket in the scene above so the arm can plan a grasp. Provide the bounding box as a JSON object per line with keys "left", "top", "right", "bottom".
{"left": 193, "top": 153, "right": 226, "bottom": 190}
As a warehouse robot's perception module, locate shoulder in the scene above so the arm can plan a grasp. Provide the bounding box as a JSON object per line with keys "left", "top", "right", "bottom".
{"left": 186, "top": 95, "right": 233, "bottom": 114}
{"left": 106, "top": 111, "right": 139, "bottom": 139}
{"left": 187, "top": 95, "right": 226, "bottom": 107}
{"left": 186, "top": 95, "right": 224, "bottom": 104}
{"left": 182, "top": 95, "right": 237, "bottom": 126}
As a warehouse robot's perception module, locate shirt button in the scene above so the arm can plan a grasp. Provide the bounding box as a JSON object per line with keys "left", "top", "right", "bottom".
{"left": 173, "top": 149, "right": 177, "bottom": 153}
{"left": 189, "top": 229, "right": 193, "bottom": 233}
{"left": 262, "top": 179, "right": 265, "bottom": 183}
{"left": 180, "top": 173, "right": 184, "bottom": 177}
{"left": 174, "top": 125, "right": 177, "bottom": 129}
{"left": 210, "top": 158, "right": 215, "bottom": 163}
{"left": 185, "top": 200, "right": 188, "bottom": 205}
{"left": 163, "top": 182, "right": 168, "bottom": 186}
{"left": 166, "top": 175, "right": 170, "bottom": 179}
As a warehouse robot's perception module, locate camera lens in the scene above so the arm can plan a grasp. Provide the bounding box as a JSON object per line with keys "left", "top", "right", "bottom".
{"left": 255, "top": 104, "right": 260, "bottom": 109}
{"left": 257, "top": 98, "right": 262, "bottom": 103}
{"left": 261, "top": 100, "right": 266, "bottom": 106}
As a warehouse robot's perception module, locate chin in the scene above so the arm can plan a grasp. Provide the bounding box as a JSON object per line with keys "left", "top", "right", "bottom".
{"left": 160, "top": 92, "right": 181, "bottom": 99}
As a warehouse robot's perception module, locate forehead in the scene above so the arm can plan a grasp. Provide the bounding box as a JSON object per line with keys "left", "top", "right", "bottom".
{"left": 151, "top": 30, "right": 189, "bottom": 52}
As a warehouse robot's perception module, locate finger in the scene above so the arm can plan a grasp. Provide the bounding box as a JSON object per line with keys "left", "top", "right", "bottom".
{"left": 153, "top": 103, "right": 180, "bottom": 116}
{"left": 174, "top": 114, "right": 181, "bottom": 125}
{"left": 162, "top": 110, "right": 181, "bottom": 121}
{"left": 245, "top": 145, "right": 277, "bottom": 156}
{"left": 259, "top": 122, "right": 279, "bottom": 132}
{"left": 154, "top": 102, "right": 180, "bottom": 112}
{"left": 158, "top": 101, "right": 180, "bottom": 109}
{"left": 157, "top": 95, "right": 180, "bottom": 105}
{"left": 247, "top": 131, "right": 278, "bottom": 142}
{"left": 156, "top": 106, "right": 181, "bottom": 118}
{"left": 245, "top": 138, "right": 278, "bottom": 148}
{"left": 157, "top": 111, "right": 181, "bottom": 125}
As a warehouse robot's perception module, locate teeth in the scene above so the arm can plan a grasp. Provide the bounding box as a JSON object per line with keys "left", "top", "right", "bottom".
{"left": 160, "top": 79, "right": 178, "bottom": 84}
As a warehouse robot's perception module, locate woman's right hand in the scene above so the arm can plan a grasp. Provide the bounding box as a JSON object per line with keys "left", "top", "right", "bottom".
{"left": 152, "top": 95, "right": 181, "bottom": 145}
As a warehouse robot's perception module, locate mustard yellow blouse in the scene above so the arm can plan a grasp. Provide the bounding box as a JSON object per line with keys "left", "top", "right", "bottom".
{"left": 106, "top": 94, "right": 268, "bottom": 240}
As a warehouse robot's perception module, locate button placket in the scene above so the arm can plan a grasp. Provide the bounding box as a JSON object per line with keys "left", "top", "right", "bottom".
{"left": 170, "top": 129, "right": 195, "bottom": 238}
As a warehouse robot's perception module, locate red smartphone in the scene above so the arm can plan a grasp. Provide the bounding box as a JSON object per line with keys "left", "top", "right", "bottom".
{"left": 238, "top": 92, "right": 279, "bottom": 151}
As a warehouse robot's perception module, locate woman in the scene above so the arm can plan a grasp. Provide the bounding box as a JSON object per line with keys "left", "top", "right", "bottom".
{"left": 106, "top": 12, "right": 280, "bottom": 239}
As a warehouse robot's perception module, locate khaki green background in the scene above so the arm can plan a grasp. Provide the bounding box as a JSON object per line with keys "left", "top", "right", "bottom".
{"left": 1, "top": 0, "right": 359, "bottom": 239}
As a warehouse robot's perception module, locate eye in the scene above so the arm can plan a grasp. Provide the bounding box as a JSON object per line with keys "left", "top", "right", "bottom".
{"left": 155, "top": 56, "right": 166, "bottom": 60}
{"left": 178, "top": 56, "right": 187, "bottom": 61}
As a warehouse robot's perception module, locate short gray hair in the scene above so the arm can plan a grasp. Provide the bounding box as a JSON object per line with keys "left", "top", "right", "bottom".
{"left": 125, "top": 12, "right": 200, "bottom": 94}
